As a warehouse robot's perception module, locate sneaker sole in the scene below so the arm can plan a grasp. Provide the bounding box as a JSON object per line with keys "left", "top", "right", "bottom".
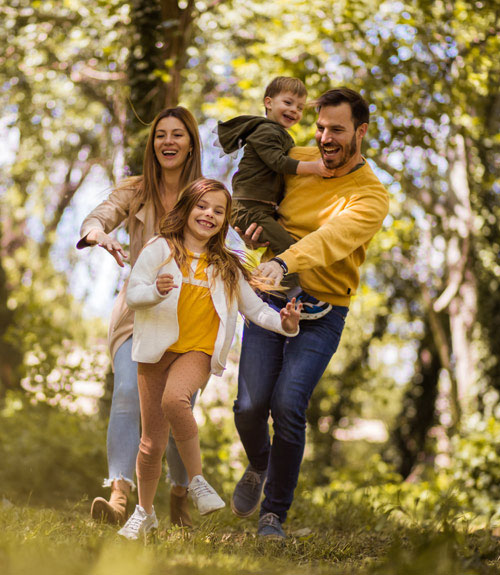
{"left": 198, "top": 501, "right": 226, "bottom": 516}
{"left": 258, "top": 532, "right": 286, "bottom": 540}
{"left": 299, "top": 307, "right": 332, "bottom": 320}
{"left": 230, "top": 496, "right": 260, "bottom": 518}
{"left": 117, "top": 521, "right": 158, "bottom": 540}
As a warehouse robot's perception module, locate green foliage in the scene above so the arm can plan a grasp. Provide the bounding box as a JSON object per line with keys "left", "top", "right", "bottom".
{"left": 1, "top": 3, "right": 499, "bottom": 559}
{"left": 372, "top": 529, "right": 500, "bottom": 575}
{"left": 2, "top": 384, "right": 500, "bottom": 573}
{"left": 0, "top": 232, "right": 108, "bottom": 403}
{"left": 451, "top": 418, "right": 500, "bottom": 519}
{"left": 1, "top": 485, "right": 500, "bottom": 575}
{"left": 0, "top": 395, "right": 107, "bottom": 505}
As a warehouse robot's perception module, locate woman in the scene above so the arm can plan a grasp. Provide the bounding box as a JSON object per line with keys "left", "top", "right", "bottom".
{"left": 77, "top": 107, "right": 202, "bottom": 527}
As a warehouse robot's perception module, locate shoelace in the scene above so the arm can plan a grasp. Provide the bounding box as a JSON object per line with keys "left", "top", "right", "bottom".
{"left": 190, "top": 481, "right": 214, "bottom": 498}
{"left": 260, "top": 512, "right": 280, "bottom": 527}
{"left": 125, "top": 512, "right": 147, "bottom": 531}
{"left": 240, "top": 470, "right": 261, "bottom": 487}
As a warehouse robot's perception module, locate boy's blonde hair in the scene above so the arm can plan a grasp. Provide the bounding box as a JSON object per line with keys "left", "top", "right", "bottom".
{"left": 263, "top": 76, "right": 307, "bottom": 103}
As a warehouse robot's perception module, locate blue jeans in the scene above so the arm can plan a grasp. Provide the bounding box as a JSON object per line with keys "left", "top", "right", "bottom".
{"left": 234, "top": 297, "right": 348, "bottom": 522}
{"left": 105, "top": 336, "right": 192, "bottom": 489}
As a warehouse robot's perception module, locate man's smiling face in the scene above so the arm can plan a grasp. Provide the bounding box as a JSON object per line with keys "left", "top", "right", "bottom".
{"left": 315, "top": 102, "right": 366, "bottom": 172}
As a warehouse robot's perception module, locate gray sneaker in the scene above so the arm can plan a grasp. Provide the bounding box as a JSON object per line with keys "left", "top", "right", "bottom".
{"left": 231, "top": 465, "right": 267, "bottom": 517}
{"left": 117, "top": 505, "right": 158, "bottom": 540}
{"left": 188, "top": 475, "right": 225, "bottom": 516}
{"left": 257, "top": 512, "right": 286, "bottom": 539}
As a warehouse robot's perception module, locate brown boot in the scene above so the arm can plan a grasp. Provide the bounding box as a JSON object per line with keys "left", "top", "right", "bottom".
{"left": 91, "top": 482, "right": 129, "bottom": 525}
{"left": 170, "top": 490, "right": 193, "bottom": 527}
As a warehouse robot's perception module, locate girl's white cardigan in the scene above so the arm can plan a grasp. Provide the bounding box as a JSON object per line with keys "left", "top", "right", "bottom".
{"left": 126, "top": 237, "right": 299, "bottom": 376}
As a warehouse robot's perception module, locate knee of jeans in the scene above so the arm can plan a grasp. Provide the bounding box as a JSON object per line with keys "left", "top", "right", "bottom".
{"left": 112, "top": 379, "right": 140, "bottom": 413}
{"left": 233, "top": 396, "right": 268, "bottom": 423}
{"left": 270, "top": 394, "right": 306, "bottom": 443}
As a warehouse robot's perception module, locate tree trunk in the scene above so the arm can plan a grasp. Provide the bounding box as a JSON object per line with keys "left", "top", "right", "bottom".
{"left": 126, "top": 0, "right": 197, "bottom": 173}
{"left": 0, "top": 226, "right": 24, "bottom": 398}
{"left": 392, "top": 321, "right": 440, "bottom": 479}
{"left": 434, "top": 134, "right": 477, "bottom": 415}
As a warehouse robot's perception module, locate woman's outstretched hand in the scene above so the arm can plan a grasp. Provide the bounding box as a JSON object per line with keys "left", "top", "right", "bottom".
{"left": 156, "top": 273, "right": 178, "bottom": 295}
{"left": 86, "top": 229, "right": 128, "bottom": 267}
{"left": 280, "top": 298, "right": 302, "bottom": 333}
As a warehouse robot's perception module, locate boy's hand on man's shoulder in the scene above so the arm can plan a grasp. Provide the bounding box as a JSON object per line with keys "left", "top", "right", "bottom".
{"left": 312, "top": 159, "right": 336, "bottom": 178}
{"left": 296, "top": 159, "right": 335, "bottom": 178}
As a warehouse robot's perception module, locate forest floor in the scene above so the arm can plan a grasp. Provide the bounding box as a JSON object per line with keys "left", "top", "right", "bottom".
{"left": 2, "top": 495, "right": 500, "bottom": 575}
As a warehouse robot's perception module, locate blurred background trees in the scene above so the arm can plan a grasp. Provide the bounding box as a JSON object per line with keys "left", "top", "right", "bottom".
{"left": 0, "top": 0, "right": 499, "bottom": 511}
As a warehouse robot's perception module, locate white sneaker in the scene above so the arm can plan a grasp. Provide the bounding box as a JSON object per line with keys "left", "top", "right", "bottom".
{"left": 117, "top": 505, "right": 158, "bottom": 540}
{"left": 188, "top": 475, "right": 226, "bottom": 515}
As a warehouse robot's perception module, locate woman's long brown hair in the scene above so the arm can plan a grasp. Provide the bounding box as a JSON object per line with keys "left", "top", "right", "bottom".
{"left": 159, "top": 178, "right": 252, "bottom": 302}
{"left": 126, "top": 107, "right": 202, "bottom": 226}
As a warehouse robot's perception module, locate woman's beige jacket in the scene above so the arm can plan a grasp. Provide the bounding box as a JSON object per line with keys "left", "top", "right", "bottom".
{"left": 77, "top": 183, "right": 155, "bottom": 366}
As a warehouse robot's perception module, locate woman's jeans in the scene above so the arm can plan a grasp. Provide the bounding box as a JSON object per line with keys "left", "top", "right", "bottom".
{"left": 234, "top": 298, "right": 348, "bottom": 522}
{"left": 105, "top": 336, "right": 193, "bottom": 489}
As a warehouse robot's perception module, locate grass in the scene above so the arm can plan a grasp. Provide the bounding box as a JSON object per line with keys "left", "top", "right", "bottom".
{"left": 2, "top": 491, "right": 500, "bottom": 575}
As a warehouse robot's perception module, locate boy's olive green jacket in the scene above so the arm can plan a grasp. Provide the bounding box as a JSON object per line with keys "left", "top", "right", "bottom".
{"left": 217, "top": 115, "right": 299, "bottom": 204}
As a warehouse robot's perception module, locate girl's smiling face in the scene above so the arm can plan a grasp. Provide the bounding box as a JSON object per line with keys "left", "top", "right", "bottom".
{"left": 185, "top": 190, "right": 228, "bottom": 247}
{"left": 154, "top": 116, "right": 192, "bottom": 171}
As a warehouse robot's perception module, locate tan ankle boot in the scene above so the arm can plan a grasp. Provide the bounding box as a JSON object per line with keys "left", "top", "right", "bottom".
{"left": 91, "top": 484, "right": 129, "bottom": 525}
{"left": 170, "top": 490, "right": 193, "bottom": 527}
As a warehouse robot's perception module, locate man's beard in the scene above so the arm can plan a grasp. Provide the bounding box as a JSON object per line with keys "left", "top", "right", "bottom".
{"left": 321, "top": 133, "right": 357, "bottom": 170}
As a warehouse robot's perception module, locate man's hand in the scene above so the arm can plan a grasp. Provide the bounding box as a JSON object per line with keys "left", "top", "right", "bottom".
{"left": 280, "top": 298, "right": 302, "bottom": 333}
{"left": 257, "top": 259, "right": 284, "bottom": 286}
{"left": 86, "top": 229, "right": 128, "bottom": 267}
{"left": 156, "top": 273, "right": 178, "bottom": 295}
{"left": 234, "top": 222, "right": 269, "bottom": 250}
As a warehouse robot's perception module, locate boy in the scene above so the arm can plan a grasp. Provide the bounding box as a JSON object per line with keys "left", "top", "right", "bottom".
{"left": 216, "top": 76, "right": 334, "bottom": 319}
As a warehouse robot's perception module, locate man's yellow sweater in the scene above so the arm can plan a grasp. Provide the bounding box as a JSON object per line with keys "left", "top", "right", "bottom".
{"left": 277, "top": 147, "right": 390, "bottom": 307}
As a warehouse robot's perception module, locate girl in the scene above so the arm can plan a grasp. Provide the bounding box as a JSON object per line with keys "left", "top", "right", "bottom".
{"left": 78, "top": 107, "right": 202, "bottom": 528}
{"left": 118, "top": 177, "right": 301, "bottom": 540}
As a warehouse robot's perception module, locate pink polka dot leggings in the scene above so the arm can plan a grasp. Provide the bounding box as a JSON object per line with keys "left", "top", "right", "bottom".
{"left": 136, "top": 350, "right": 211, "bottom": 511}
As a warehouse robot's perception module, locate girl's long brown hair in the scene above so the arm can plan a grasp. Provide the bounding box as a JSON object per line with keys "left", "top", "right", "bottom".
{"left": 159, "top": 178, "right": 252, "bottom": 302}
{"left": 126, "top": 107, "right": 202, "bottom": 226}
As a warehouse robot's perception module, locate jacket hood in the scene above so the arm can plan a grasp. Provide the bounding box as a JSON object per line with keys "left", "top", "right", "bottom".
{"left": 217, "top": 115, "right": 280, "bottom": 153}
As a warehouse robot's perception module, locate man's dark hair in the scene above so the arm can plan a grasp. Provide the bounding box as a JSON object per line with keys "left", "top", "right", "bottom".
{"left": 314, "top": 88, "right": 369, "bottom": 129}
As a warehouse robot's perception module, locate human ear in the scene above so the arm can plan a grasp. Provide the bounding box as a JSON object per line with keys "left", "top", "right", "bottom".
{"left": 264, "top": 96, "right": 273, "bottom": 113}
{"left": 357, "top": 123, "right": 368, "bottom": 139}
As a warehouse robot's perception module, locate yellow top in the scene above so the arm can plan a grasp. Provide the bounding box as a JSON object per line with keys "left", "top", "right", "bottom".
{"left": 168, "top": 251, "right": 220, "bottom": 355}
{"left": 276, "top": 147, "right": 390, "bottom": 306}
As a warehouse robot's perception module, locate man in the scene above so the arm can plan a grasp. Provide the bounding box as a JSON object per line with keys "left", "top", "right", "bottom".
{"left": 231, "top": 88, "right": 390, "bottom": 538}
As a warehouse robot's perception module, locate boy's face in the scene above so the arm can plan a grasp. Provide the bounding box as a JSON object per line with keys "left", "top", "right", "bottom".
{"left": 264, "top": 91, "right": 306, "bottom": 129}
